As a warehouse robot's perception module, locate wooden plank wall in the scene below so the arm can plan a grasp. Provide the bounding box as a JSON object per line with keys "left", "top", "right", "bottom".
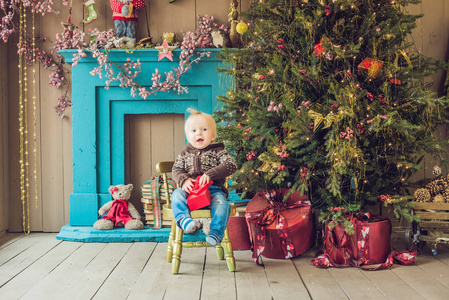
{"left": 0, "top": 41, "right": 8, "bottom": 238}
{"left": 3, "top": 0, "right": 251, "bottom": 232}
{"left": 2, "top": 0, "right": 448, "bottom": 232}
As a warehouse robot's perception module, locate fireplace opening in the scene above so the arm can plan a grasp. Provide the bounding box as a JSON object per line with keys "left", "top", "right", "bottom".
{"left": 125, "top": 113, "right": 185, "bottom": 216}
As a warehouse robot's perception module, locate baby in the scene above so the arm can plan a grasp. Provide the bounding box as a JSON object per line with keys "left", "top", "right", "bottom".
{"left": 171, "top": 109, "right": 237, "bottom": 246}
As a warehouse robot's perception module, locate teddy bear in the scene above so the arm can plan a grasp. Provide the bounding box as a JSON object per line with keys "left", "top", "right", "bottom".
{"left": 93, "top": 184, "right": 144, "bottom": 230}
{"left": 185, "top": 218, "right": 212, "bottom": 235}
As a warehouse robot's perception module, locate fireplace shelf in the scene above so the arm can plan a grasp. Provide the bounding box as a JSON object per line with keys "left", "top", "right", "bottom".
{"left": 56, "top": 48, "right": 234, "bottom": 242}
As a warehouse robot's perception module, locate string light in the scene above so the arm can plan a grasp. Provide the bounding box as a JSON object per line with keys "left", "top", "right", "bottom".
{"left": 17, "top": 2, "right": 38, "bottom": 234}
{"left": 18, "top": 1, "right": 30, "bottom": 234}
{"left": 32, "top": 7, "right": 38, "bottom": 210}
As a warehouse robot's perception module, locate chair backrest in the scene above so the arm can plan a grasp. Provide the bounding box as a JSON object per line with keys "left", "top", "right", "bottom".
{"left": 156, "top": 161, "right": 175, "bottom": 207}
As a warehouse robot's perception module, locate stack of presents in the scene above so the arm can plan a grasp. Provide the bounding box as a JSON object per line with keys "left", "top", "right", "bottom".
{"left": 141, "top": 176, "right": 414, "bottom": 269}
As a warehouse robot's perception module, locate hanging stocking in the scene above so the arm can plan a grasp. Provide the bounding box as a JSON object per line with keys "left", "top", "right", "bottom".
{"left": 83, "top": 0, "right": 98, "bottom": 24}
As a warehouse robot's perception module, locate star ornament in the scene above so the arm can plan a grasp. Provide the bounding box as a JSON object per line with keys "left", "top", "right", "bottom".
{"left": 155, "top": 39, "right": 177, "bottom": 61}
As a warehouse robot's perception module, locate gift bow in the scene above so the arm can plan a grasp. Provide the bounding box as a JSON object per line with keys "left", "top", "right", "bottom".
{"left": 190, "top": 176, "right": 213, "bottom": 195}
{"left": 308, "top": 110, "right": 336, "bottom": 131}
{"left": 245, "top": 190, "right": 310, "bottom": 265}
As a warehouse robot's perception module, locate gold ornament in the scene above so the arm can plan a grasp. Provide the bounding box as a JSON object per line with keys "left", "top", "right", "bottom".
{"left": 236, "top": 22, "right": 248, "bottom": 34}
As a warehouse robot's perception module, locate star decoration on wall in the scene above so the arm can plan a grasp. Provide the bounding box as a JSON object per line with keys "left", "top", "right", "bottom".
{"left": 155, "top": 39, "right": 177, "bottom": 61}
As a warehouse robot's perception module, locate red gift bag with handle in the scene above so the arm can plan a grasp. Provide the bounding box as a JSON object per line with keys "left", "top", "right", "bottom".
{"left": 312, "top": 213, "right": 417, "bottom": 270}
{"left": 324, "top": 214, "right": 391, "bottom": 266}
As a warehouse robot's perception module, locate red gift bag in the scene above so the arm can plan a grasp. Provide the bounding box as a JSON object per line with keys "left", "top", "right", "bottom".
{"left": 312, "top": 213, "right": 417, "bottom": 270}
{"left": 245, "top": 189, "right": 314, "bottom": 265}
{"left": 187, "top": 176, "right": 213, "bottom": 211}
{"left": 324, "top": 214, "right": 391, "bottom": 266}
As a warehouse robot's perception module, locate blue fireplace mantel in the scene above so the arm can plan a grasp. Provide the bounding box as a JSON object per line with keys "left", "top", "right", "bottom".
{"left": 56, "top": 48, "right": 234, "bottom": 242}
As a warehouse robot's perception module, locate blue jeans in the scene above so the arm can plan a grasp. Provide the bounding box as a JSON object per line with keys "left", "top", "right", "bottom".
{"left": 171, "top": 185, "right": 231, "bottom": 240}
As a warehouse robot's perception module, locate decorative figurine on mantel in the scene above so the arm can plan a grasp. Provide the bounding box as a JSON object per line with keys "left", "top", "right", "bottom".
{"left": 228, "top": 0, "right": 241, "bottom": 48}
{"left": 110, "top": 0, "right": 146, "bottom": 47}
{"left": 211, "top": 29, "right": 230, "bottom": 48}
{"left": 155, "top": 39, "right": 177, "bottom": 61}
{"left": 162, "top": 32, "right": 176, "bottom": 44}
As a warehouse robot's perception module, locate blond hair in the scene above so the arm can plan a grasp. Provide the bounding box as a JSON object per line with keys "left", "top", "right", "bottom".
{"left": 185, "top": 108, "right": 217, "bottom": 138}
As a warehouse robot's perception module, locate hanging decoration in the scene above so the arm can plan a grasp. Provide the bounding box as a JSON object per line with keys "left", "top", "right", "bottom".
{"left": 236, "top": 21, "right": 248, "bottom": 34}
{"left": 11, "top": 0, "right": 43, "bottom": 233}
{"left": 17, "top": 0, "right": 40, "bottom": 234}
{"left": 357, "top": 57, "right": 384, "bottom": 79}
{"left": 18, "top": 0, "right": 29, "bottom": 234}
{"left": 83, "top": 0, "right": 98, "bottom": 24}
{"left": 433, "top": 165, "right": 442, "bottom": 176}
{"left": 32, "top": 9, "right": 38, "bottom": 212}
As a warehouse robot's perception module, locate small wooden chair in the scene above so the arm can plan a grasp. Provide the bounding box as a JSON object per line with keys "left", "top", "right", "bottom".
{"left": 156, "top": 161, "right": 236, "bottom": 274}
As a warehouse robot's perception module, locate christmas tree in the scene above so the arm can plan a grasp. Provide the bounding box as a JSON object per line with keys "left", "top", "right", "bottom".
{"left": 215, "top": 0, "right": 449, "bottom": 221}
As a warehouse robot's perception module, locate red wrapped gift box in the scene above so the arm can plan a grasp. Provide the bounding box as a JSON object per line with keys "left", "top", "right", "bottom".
{"left": 245, "top": 189, "right": 314, "bottom": 265}
{"left": 187, "top": 177, "right": 213, "bottom": 211}
{"left": 228, "top": 216, "right": 251, "bottom": 250}
{"left": 323, "top": 214, "right": 391, "bottom": 266}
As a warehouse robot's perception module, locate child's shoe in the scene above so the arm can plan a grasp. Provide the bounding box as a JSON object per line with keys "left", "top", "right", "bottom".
{"left": 205, "top": 232, "right": 222, "bottom": 246}
{"left": 179, "top": 217, "right": 200, "bottom": 233}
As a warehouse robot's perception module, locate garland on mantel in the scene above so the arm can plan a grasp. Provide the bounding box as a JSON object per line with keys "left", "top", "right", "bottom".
{"left": 2, "top": 1, "right": 229, "bottom": 116}
{"left": 71, "top": 15, "right": 228, "bottom": 100}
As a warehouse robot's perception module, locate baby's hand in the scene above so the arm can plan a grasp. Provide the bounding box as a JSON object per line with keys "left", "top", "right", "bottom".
{"left": 182, "top": 178, "right": 196, "bottom": 193}
{"left": 199, "top": 174, "right": 211, "bottom": 186}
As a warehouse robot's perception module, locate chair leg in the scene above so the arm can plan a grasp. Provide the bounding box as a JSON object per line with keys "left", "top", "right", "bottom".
{"left": 222, "top": 227, "right": 236, "bottom": 272}
{"left": 216, "top": 243, "right": 224, "bottom": 260}
{"left": 166, "top": 219, "right": 176, "bottom": 263}
{"left": 172, "top": 225, "right": 184, "bottom": 274}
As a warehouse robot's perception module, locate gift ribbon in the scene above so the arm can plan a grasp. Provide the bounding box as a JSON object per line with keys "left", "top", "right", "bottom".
{"left": 146, "top": 175, "right": 176, "bottom": 229}
{"left": 311, "top": 250, "right": 416, "bottom": 271}
{"left": 189, "top": 176, "right": 213, "bottom": 196}
{"left": 150, "top": 176, "right": 162, "bottom": 229}
{"left": 245, "top": 190, "right": 310, "bottom": 265}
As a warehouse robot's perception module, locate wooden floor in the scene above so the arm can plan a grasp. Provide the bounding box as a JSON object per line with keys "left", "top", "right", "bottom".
{"left": 1, "top": 230, "right": 449, "bottom": 300}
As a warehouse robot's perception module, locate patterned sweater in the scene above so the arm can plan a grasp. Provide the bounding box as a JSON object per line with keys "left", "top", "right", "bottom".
{"left": 110, "top": 0, "right": 146, "bottom": 22}
{"left": 172, "top": 142, "right": 237, "bottom": 196}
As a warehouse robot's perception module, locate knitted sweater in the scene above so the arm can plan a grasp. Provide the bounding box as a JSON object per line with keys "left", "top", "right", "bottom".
{"left": 172, "top": 142, "right": 237, "bottom": 196}
{"left": 110, "top": 0, "right": 145, "bottom": 22}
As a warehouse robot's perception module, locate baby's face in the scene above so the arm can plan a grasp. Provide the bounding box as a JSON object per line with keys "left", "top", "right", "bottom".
{"left": 186, "top": 116, "right": 216, "bottom": 149}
